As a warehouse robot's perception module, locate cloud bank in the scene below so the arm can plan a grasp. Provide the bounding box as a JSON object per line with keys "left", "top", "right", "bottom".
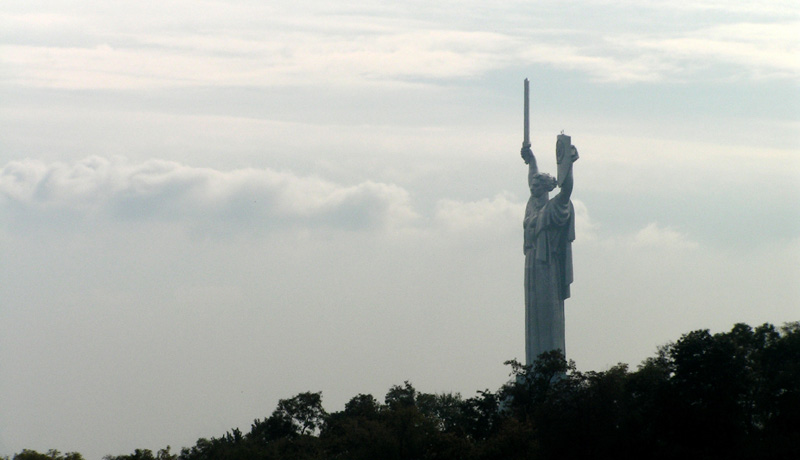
{"left": 0, "top": 157, "right": 417, "bottom": 232}
{"left": 1, "top": 157, "right": 613, "bottom": 245}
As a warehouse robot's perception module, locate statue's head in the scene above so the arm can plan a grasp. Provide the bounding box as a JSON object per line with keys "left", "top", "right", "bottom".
{"left": 529, "top": 172, "right": 557, "bottom": 197}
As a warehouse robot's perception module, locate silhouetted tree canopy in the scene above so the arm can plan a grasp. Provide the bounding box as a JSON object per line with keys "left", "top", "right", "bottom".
{"left": 12, "top": 322, "right": 800, "bottom": 460}
{"left": 12, "top": 450, "right": 84, "bottom": 460}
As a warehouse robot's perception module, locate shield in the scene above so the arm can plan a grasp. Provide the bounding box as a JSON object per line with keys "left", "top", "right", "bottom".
{"left": 556, "top": 133, "right": 573, "bottom": 187}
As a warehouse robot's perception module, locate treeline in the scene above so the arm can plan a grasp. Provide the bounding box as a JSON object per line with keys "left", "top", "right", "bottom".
{"left": 11, "top": 322, "right": 800, "bottom": 460}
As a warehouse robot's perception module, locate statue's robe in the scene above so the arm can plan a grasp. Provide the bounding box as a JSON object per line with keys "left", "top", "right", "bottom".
{"left": 523, "top": 193, "right": 575, "bottom": 366}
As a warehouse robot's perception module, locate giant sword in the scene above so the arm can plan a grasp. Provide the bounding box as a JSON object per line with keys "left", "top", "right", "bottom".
{"left": 522, "top": 78, "right": 530, "bottom": 151}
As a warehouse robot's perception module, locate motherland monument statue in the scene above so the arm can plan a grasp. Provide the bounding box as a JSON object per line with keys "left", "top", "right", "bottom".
{"left": 520, "top": 79, "right": 579, "bottom": 366}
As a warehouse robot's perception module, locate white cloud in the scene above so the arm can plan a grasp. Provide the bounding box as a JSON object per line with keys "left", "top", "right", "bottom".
{"left": 434, "top": 192, "right": 520, "bottom": 234}
{"left": 630, "top": 21, "right": 800, "bottom": 80}
{"left": 632, "top": 222, "right": 699, "bottom": 249}
{"left": 0, "top": 157, "right": 418, "bottom": 232}
{"left": 652, "top": 0, "right": 799, "bottom": 16}
{"left": 572, "top": 199, "right": 599, "bottom": 241}
{"left": 0, "top": 28, "right": 516, "bottom": 89}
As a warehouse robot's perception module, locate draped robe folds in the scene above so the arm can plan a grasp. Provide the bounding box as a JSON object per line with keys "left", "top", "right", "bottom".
{"left": 523, "top": 190, "right": 575, "bottom": 366}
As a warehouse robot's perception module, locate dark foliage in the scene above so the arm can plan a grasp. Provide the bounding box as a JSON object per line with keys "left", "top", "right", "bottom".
{"left": 14, "top": 322, "right": 800, "bottom": 460}
{"left": 12, "top": 450, "right": 84, "bottom": 460}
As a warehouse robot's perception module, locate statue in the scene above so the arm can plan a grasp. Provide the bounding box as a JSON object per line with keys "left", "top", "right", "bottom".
{"left": 520, "top": 79, "right": 579, "bottom": 366}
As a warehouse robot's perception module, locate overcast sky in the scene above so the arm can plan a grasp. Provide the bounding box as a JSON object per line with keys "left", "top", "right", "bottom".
{"left": 1, "top": 1, "right": 798, "bottom": 458}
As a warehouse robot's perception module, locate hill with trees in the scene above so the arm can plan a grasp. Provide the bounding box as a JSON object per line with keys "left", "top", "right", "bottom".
{"left": 9, "top": 322, "right": 800, "bottom": 460}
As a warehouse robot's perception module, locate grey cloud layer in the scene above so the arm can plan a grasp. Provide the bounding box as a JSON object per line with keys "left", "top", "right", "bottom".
{"left": 2, "top": 1, "right": 797, "bottom": 89}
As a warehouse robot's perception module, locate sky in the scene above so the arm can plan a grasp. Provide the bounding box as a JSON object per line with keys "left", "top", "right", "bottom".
{"left": 1, "top": 0, "right": 798, "bottom": 458}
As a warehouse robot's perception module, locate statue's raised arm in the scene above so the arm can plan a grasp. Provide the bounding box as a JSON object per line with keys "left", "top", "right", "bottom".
{"left": 522, "top": 145, "right": 538, "bottom": 190}
{"left": 555, "top": 138, "right": 579, "bottom": 204}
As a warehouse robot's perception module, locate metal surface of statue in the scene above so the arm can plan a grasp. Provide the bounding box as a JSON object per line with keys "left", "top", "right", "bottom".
{"left": 520, "top": 79, "right": 578, "bottom": 366}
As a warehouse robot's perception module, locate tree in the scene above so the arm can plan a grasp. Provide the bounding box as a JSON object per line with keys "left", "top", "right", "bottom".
{"left": 416, "top": 391, "right": 464, "bottom": 433}
{"left": 753, "top": 322, "right": 800, "bottom": 457}
{"left": 277, "top": 391, "right": 327, "bottom": 436}
{"left": 384, "top": 381, "right": 416, "bottom": 409}
{"left": 661, "top": 325, "right": 760, "bottom": 456}
{"left": 501, "top": 350, "right": 575, "bottom": 421}
{"left": 322, "top": 394, "right": 394, "bottom": 460}
{"left": 14, "top": 450, "right": 83, "bottom": 460}
{"left": 249, "top": 391, "right": 327, "bottom": 447}
{"left": 343, "top": 393, "right": 380, "bottom": 418}
{"left": 460, "top": 389, "right": 501, "bottom": 441}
